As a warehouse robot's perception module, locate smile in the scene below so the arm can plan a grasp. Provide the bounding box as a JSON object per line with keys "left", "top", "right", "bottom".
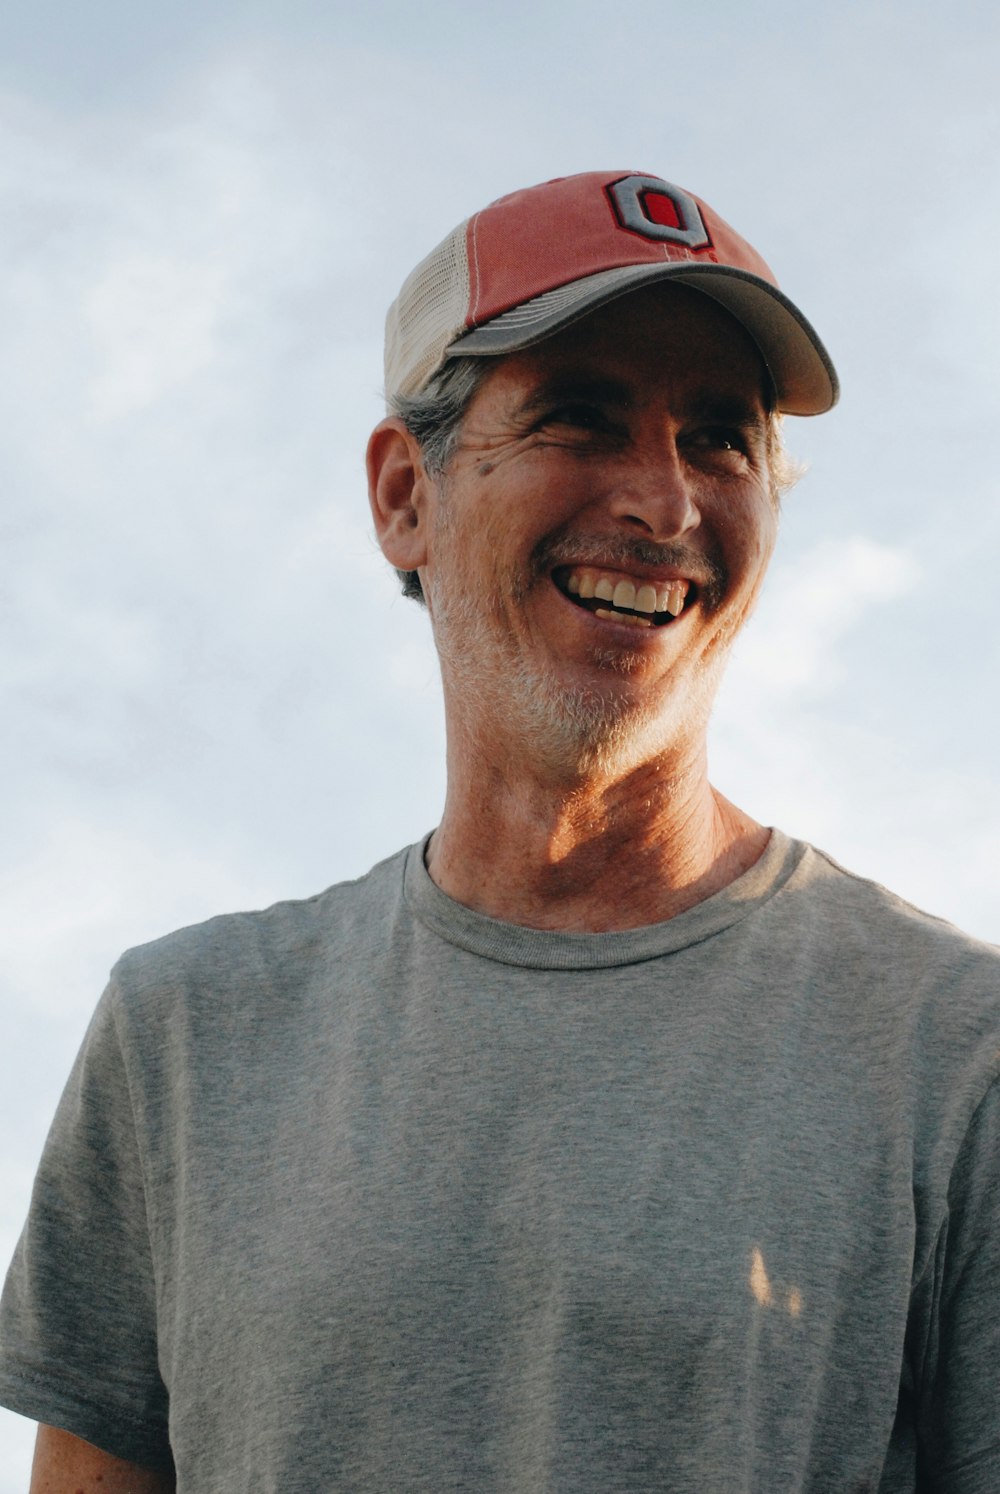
{"left": 553, "top": 566, "right": 692, "bottom": 630}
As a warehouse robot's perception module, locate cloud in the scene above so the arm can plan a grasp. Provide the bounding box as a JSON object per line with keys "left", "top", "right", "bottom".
{"left": 0, "top": 815, "right": 282, "bottom": 1023}
{"left": 86, "top": 255, "right": 227, "bottom": 420}
{"left": 730, "top": 536, "right": 921, "bottom": 696}
{"left": 711, "top": 534, "right": 1000, "bottom": 942}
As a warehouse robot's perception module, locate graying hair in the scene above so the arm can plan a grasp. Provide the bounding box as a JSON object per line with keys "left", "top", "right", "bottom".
{"left": 386, "top": 353, "right": 801, "bottom": 605}
{"left": 388, "top": 357, "right": 490, "bottom": 603}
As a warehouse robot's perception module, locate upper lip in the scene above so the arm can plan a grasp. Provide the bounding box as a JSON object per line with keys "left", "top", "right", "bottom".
{"left": 550, "top": 562, "right": 701, "bottom": 590}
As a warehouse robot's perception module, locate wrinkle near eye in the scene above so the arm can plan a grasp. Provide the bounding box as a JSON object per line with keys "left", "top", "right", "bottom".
{"left": 452, "top": 422, "right": 553, "bottom": 471}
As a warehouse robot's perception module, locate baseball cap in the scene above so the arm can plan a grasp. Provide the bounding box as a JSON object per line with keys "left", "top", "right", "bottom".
{"left": 384, "top": 171, "right": 838, "bottom": 416}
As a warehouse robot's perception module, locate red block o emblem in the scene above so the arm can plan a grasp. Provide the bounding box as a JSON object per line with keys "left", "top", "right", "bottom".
{"left": 607, "top": 175, "right": 710, "bottom": 249}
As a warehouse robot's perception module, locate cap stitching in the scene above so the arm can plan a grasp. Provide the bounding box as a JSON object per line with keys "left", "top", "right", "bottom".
{"left": 468, "top": 212, "right": 483, "bottom": 324}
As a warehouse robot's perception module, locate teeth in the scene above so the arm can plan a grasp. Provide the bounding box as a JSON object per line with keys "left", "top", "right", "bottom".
{"left": 654, "top": 581, "right": 688, "bottom": 616}
{"left": 666, "top": 582, "right": 686, "bottom": 617}
{"left": 595, "top": 608, "right": 652, "bottom": 628}
{"left": 562, "top": 567, "right": 691, "bottom": 621}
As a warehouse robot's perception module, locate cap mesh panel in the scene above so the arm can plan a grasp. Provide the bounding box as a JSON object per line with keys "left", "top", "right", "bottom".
{"left": 384, "top": 221, "right": 471, "bottom": 401}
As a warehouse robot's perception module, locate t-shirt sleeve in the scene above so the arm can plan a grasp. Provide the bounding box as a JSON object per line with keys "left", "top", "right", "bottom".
{"left": 0, "top": 982, "right": 174, "bottom": 1473}
{"left": 916, "top": 1075, "right": 1000, "bottom": 1491}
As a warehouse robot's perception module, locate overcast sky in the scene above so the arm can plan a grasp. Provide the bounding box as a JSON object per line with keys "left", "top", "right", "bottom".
{"left": 2, "top": 0, "right": 999, "bottom": 1478}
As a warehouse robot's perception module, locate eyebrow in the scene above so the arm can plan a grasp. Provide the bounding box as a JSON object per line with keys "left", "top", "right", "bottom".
{"left": 514, "top": 376, "right": 769, "bottom": 434}
{"left": 685, "top": 394, "right": 770, "bottom": 436}
{"left": 513, "top": 374, "right": 636, "bottom": 418}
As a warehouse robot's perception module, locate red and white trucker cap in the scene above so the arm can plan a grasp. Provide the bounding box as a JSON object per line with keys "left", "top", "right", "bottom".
{"left": 384, "top": 171, "right": 838, "bottom": 416}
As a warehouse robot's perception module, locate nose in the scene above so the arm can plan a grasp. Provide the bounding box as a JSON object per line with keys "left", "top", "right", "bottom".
{"left": 606, "top": 435, "right": 701, "bottom": 542}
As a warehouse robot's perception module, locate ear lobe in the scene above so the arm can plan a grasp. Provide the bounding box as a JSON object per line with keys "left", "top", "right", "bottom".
{"left": 366, "top": 418, "right": 432, "bottom": 572}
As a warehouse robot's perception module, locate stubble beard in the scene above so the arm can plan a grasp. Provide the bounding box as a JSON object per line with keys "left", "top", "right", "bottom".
{"left": 437, "top": 603, "right": 659, "bottom": 777}
{"left": 428, "top": 521, "right": 727, "bottom": 781}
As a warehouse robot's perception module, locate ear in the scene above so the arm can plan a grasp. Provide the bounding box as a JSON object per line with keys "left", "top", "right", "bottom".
{"left": 366, "top": 418, "right": 433, "bottom": 573}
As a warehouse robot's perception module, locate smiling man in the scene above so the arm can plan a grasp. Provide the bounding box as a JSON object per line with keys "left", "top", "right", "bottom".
{"left": 3, "top": 171, "right": 1000, "bottom": 1493}
{"left": 371, "top": 280, "right": 783, "bottom": 934}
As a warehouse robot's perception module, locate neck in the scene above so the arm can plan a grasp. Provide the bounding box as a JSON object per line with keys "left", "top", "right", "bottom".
{"left": 426, "top": 721, "right": 768, "bottom": 933}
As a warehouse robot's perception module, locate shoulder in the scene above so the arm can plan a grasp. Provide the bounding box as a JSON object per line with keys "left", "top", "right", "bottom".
{"left": 105, "top": 842, "right": 418, "bottom": 1028}
{"left": 772, "top": 834, "right": 1000, "bottom": 1118}
{"left": 774, "top": 834, "right": 1000, "bottom": 982}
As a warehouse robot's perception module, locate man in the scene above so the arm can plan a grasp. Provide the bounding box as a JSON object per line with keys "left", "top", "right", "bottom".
{"left": 2, "top": 171, "right": 998, "bottom": 1491}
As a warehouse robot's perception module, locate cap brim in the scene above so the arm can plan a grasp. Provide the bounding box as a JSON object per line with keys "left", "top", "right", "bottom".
{"left": 446, "top": 261, "right": 838, "bottom": 416}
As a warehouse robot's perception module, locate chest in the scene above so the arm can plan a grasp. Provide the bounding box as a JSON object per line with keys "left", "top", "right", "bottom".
{"left": 151, "top": 973, "right": 914, "bottom": 1362}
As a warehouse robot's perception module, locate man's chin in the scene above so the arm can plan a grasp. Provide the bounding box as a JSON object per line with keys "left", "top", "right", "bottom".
{"left": 505, "top": 669, "right": 679, "bottom": 777}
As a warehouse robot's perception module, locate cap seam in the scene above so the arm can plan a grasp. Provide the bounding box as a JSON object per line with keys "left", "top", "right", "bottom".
{"left": 468, "top": 212, "right": 483, "bottom": 325}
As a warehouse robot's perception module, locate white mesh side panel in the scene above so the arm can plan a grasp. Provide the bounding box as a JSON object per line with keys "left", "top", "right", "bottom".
{"left": 383, "top": 220, "right": 471, "bottom": 402}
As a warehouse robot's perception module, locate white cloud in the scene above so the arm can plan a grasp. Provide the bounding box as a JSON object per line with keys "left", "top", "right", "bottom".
{"left": 729, "top": 536, "right": 921, "bottom": 696}
{"left": 86, "top": 255, "right": 226, "bottom": 420}
{"left": 711, "top": 534, "right": 1000, "bottom": 942}
{"left": 0, "top": 1410, "right": 33, "bottom": 1492}
{"left": 0, "top": 816, "right": 280, "bottom": 1022}
{"left": 3, "top": 565, "right": 158, "bottom": 695}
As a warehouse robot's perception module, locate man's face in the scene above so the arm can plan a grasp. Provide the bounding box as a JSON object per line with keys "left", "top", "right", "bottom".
{"left": 417, "top": 284, "right": 779, "bottom": 774}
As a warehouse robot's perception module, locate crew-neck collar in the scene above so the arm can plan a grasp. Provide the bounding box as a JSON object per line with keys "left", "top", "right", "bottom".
{"left": 403, "top": 828, "right": 806, "bottom": 971}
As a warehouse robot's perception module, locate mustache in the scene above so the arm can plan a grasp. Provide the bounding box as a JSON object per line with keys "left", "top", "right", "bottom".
{"left": 531, "top": 532, "right": 727, "bottom": 609}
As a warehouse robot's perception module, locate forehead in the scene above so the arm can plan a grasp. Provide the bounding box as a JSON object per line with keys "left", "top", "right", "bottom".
{"left": 473, "top": 282, "right": 773, "bottom": 413}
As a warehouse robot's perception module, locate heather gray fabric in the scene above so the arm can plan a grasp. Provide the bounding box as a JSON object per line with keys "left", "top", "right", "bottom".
{"left": 2, "top": 829, "right": 1000, "bottom": 1491}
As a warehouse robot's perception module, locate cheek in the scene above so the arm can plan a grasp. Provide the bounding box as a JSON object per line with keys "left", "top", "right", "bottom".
{"left": 750, "top": 524, "right": 778, "bottom": 575}
{"left": 728, "top": 494, "right": 778, "bottom": 573}
{"left": 424, "top": 488, "right": 531, "bottom": 611}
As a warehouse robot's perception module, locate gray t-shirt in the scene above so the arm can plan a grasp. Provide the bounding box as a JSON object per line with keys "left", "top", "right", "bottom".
{"left": 2, "top": 830, "right": 999, "bottom": 1491}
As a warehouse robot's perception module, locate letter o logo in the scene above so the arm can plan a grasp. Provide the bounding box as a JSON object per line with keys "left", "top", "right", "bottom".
{"left": 607, "top": 175, "right": 710, "bottom": 249}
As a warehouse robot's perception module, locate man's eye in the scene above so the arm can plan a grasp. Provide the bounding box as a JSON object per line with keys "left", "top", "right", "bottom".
{"left": 689, "top": 427, "right": 748, "bottom": 455}
{"left": 543, "top": 404, "right": 610, "bottom": 431}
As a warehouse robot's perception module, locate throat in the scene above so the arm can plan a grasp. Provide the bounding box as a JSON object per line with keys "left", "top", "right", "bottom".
{"left": 429, "top": 774, "right": 754, "bottom": 933}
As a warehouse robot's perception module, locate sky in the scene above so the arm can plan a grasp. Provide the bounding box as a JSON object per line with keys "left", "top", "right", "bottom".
{"left": 2, "top": 0, "right": 999, "bottom": 1478}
